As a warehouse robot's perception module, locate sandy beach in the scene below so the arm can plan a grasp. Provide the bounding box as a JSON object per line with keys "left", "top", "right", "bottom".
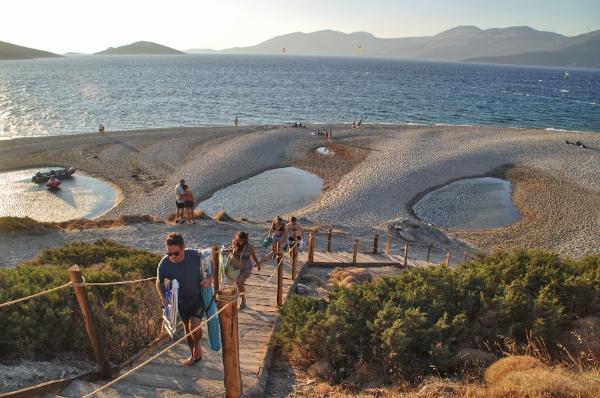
{"left": 0, "top": 123, "right": 598, "bottom": 259}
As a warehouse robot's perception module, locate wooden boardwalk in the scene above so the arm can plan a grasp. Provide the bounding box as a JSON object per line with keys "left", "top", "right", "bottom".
{"left": 41, "top": 248, "right": 429, "bottom": 398}
{"left": 50, "top": 258, "right": 303, "bottom": 398}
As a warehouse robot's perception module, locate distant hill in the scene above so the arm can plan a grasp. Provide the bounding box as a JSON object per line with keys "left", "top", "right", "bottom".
{"left": 464, "top": 39, "right": 600, "bottom": 68}
{"left": 221, "top": 26, "right": 600, "bottom": 67}
{"left": 95, "top": 41, "right": 184, "bottom": 55}
{"left": 0, "top": 41, "right": 61, "bottom": 60}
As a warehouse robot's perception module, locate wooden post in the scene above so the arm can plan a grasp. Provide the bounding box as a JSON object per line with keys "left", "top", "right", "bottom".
{"left": 385, "top": 234, "right": 392, "bottom": 255}
{"left": 426, "top": 242, "right": 432, "bottom": 263}
{"left": 352, "top": 239, "right": 359, "bottom": 264}
{"left": 445, "top": 251, "right": 452, "bottom": 267}
{"left": 372, "top": 233, "right": 379, "bottom": 254}
{"left": 68, "top": 265, "right": 112, "bottom": 378}
{"left": 307, "top": 232, "right": 315, "bottom": 264}
{"left": 327, "top": 228, "right": 333, "bottom": 252}
{"left": 291, "top": 249, "right": 298, "bottom": 280}
{"left": 463, "top": 251, "right": 469, "bottom": 263}
{"left": 402, "top": 243, "right": 408, "bottom": 268}
{"left": 211, "top": 246, "right": 220, "bottom": 292}
{"left": 217, "top": 286, "right": 242, "bottom": 398}
{"left": 276, "top": 241, "right": 283, "bottom": 307}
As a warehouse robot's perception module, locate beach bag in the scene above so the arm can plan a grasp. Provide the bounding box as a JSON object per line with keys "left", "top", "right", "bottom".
{"left": 198, "top": 249, "right": 221, "bottom": 351}
{"left": 261, "top": 235, "right": 273, "bottom": 248}
{"left": 219, "top": 246, "right": 241, "bottom": 284}
{"left": 162, "top": 279, "right": 179, "bottom": 338}
{"left": 298, "top": 239, "right": 307, "bottom": 251}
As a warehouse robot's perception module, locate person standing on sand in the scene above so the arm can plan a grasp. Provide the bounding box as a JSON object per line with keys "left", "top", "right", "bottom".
{"left": 269, "top": 216, "right": 287, "bottom": 258}
{"left": 156, "top": 233, "right": 212, "bottom": 366}
{"left": 226, "top": 232, "right": 261, "bottom": 309}
{"left": 182, "top": 184, "right": 195, "bottom": 225}
{"left": 352, "top": 121, "right": 356, "bottom": 128}
{"left": 234, "top": 116, "right": 239, "bottom": 127}
{"left": 175, "top": 179, "right": 185, "bottom": 223}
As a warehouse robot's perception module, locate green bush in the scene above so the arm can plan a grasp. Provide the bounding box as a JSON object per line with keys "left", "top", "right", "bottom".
{"left": 0, "top": 239, "right": 162, "bottom": 362}
{"left": 277, "top": 249, "right": 600, "bottom": 383}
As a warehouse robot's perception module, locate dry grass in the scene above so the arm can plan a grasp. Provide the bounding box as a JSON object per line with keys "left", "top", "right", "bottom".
{"left": 329, "top": 267, "right": 373, "bottom": 288}
{"left": 213, "top": 210, "right": 236, "bottom": 222}
{"left": 484, "top": 355, "right": 548, "bottom": 383}
{"left": 59, "top": 215, "right": 160, "bottom": 230}
{"left": 0, "top": 216, "right": 57, "bottom": 233}
{"left": 470, "top": 365, "right": 600, "bottom": 398}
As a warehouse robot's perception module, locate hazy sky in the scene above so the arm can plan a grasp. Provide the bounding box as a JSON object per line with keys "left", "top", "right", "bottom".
{"left": 2, "top": 0, "right": 599, "bottom": 53}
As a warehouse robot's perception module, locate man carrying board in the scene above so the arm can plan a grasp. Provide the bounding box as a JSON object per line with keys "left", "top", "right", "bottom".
{"left": 156, "top": 233, "right": 213, "bottom": 366}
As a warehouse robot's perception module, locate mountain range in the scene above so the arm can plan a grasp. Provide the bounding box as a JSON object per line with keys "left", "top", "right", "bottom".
{"left": 1, "top": 26, "right": 599, "bottom": 68}
{"left": 218, "top": 26, "right": 600, "bottom": 68}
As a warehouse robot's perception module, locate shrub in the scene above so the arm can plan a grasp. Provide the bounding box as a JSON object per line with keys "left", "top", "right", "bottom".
{"left": 0, "top": 240, "right": 162, "bottom": 363}
{"left": 0, "top": 216, "right": 56, "bottom": 233}
{"left": 277, "top": 249, "right": 600, "bottom": 384}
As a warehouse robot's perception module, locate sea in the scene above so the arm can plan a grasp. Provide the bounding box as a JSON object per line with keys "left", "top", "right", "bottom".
{"left": 0, "top": 54, "right": 598, "bottom": 139}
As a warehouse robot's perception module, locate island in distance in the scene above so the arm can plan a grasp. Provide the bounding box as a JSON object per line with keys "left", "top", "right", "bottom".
{"left": 94, "top": 41, "right": 185, "bottom": 55}
{"left": 0, "top": 40, "right": 61, "bottom": 60}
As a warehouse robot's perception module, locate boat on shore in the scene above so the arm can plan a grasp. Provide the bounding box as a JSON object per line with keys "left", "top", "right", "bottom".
{"left": 32, "top": 167, "right": 76, "bottom": 183}
{"left": 45, "top": 177, "right": 62, "bottom": 189}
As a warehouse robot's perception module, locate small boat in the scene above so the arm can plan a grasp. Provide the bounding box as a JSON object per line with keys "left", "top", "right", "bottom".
{"left": 46, "top": 178, "right": 62, "bottom": 189}
{"left": 32, "top": 167, "right": 76, "bottom": 183}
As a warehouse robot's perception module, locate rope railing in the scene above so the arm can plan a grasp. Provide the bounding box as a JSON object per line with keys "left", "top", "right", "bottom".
{"left": 0, "top": 282, "right": 73, "bottom": 309}
{"left": 0, "top": 277, "right": 158, "bottom": 309}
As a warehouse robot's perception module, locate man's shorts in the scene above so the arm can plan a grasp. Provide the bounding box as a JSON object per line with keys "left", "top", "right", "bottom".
{"left": 179, "top": 298, "right": 205, "bottom": 323}
{"left": 176, "top": 201, "right": 185, "bottom": 209}
{"left": 184, "top": 201, "right": 194, "bottom": 208}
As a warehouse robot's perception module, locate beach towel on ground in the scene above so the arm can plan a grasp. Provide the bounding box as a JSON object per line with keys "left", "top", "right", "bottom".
{"left": 199, "top": 249, "right": 221, "bottom": 351}
{"left": 162, "top": 279, "right": 179, "bottom": 338}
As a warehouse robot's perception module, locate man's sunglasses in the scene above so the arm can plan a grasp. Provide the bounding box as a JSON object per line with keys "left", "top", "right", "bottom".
{"left": 167, "top": 251, "right": 180, "bottom": 257}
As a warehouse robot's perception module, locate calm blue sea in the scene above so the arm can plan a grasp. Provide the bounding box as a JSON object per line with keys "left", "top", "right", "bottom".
{"left": 0, "top": 54, "right": 598, "bottom": 138}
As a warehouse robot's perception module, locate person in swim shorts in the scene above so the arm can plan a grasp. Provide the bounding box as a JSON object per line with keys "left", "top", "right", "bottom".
{"left": 156, "top": 233, "right": 212, "bottom": 366}
{"left": 268, "top": 216, "right": 287, "bottom": 258}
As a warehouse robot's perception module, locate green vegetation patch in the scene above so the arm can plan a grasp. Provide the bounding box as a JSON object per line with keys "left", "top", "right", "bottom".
{"left": 278, "top": 249, "right": 600, "bottom": 383}
{"left": 0, "top": 239, "right": 161, "bottom": 362}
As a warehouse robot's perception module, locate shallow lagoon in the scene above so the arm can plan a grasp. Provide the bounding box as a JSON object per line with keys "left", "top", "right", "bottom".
{"left": 413, "top": 177, "right": 520, "bottom": 230}
{"left": 0, "top": 168, "right": 117, "bottom": 222}
{"left": 197, "top": 167, "right": 323, "bottom": 221}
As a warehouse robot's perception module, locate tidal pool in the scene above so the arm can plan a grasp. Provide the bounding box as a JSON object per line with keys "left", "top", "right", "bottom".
{"left": 0, "top": 168, "right": 118, "bottom": 222}
{"left": 413, "top": 177, "right": 520, "bottom": 230}
{"left": 197, "top": 167, "right": 323, "bottom": 221}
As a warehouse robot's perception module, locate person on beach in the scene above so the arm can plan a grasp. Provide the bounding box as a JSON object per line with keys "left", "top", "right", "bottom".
{"left": 175, "top": 179, "right": 186, "bottom": 223}
{"left": 156, "top": 233, "right": 213, "bottom": 366}
{"left": 358, "top": 114, "right": 364, "bottom": 127}
{"left": 285, "top": 216, "right": 304, "bottom": 255}
{"left": 227, "top": 232, "right": 261, "bottom": 309}
{"left": 269, "top": 216, "right": 287, "bottom": 258}
{"left": 98, "top": 123, "right": 105, "bottom": 135}
{"left": 352, "top": 120, "right": 356, "bottom": 128}
{"left": 234, "top": 116, "right": 239, "bottom": 127}
{"left": 182, "top": 184, "right": 195, "bottom": 225}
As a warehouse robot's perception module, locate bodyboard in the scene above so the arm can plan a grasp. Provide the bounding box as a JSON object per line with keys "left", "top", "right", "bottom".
{"left": 162, "top": 279, "right": 179, "bottom": 338}
{"left": 199, "top": 249, "right": 221, "bottom": 351}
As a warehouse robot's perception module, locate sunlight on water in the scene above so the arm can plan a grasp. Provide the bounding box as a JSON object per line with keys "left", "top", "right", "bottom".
{"left": 0, "top": 168, "right": 118, "bottom": 221}
{"left": 0, "top": 55, "right": 598, "bottom": 139}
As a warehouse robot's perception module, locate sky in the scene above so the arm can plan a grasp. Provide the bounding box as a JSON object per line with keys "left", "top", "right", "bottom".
{"left": 2, "top": 0, "right": 599, "bottom": 54}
